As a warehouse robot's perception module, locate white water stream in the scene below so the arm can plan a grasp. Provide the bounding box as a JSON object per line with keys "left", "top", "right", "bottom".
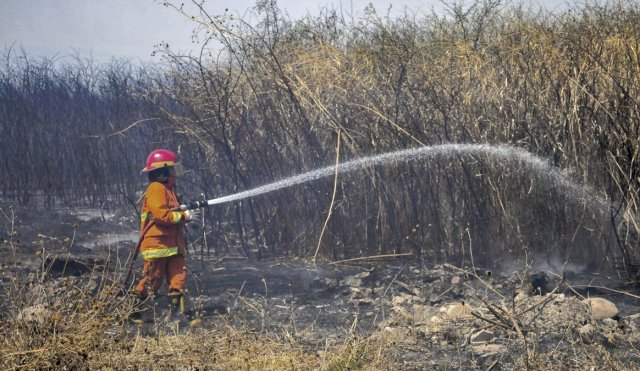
{"left": 206, "top": 143, "right": 607, "bottom": 211}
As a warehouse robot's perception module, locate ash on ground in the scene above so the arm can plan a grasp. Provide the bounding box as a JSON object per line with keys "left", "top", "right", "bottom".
{"left": 2, "top": 205, "right": 640, "bottom": 369}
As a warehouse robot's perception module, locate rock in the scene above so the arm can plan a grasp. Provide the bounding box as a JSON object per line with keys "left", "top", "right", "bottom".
{"left": 354, "top": 271, "right": 371, "bottom": 279}
{"left": 392, "top": 295, "right": 407, "bottom": 306}
{"left": 356, "top": 298, "right": 375, "bottom": 306}
{"left": 582, "top": 298, "right": 619, "bottom": 320}
{"left": 343, "top": 276, "right": 363, "bottom": 287}
{"left": 451, "top": 276, "right": 462, "bottom": 285}
{"left": 445, "top": 302, "right": 472, "bottom": 318}
{"left": 470, "top": 329, "right": 495, "bottom": 344}
{"left": 323, "top": 277, "right": 337, "bottom": 287}
{"left": 471, "top": 344, "right": 506, "bottom": 357}
{"left": 342, "top": 271, "right": 373, "bottom": 288}
{"left": 391, "top": 293, "right": 419, "bottom": 305}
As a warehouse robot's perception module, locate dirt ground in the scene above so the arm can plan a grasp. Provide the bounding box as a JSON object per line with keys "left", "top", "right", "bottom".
{"left": 2, "top": 203, "right": 640, "bottom": 369}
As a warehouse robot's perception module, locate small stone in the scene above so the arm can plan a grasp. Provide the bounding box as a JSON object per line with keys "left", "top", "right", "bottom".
{"left": 399, "top": 293, "right": 418, "bottom": 303}
{"left": 323, "top": 278, "right": 337, "bottom": 287}
{"left": 451, "top": 276, "right": 461, "bottom": 285}
{"left": 354, "top": 271, "right": 370, "bottom": 279}
{"left": 470, "top": 329, "right": 495, "bottom": 344}
{"left": 360, "top": 298, "right": 375, "bottom": 305}
{"left": 446, "top": 302, "right": 472, "bottom": 318}
{"left": 392, "top": 295, "right": 407, "bottom": 306}
{"left": 471, "top": 344, "right": 506, "bottom": 357}
{"left": 582, "top": 298, "right": 619, "bottom": 320}
{"left": 343, "top": 276, "right": 363, "bottom": 287}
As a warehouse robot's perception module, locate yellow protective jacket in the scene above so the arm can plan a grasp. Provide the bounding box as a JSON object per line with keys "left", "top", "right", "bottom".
{"left": 139, "top": 181, "right": 187, "bottom": 260}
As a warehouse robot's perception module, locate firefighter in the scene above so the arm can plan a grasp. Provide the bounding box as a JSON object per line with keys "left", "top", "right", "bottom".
{"left": 133, "top": 149, "right": 198, "bottom": 304}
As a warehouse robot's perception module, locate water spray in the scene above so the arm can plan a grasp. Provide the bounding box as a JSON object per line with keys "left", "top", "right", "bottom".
{"left": 169, "top": 142, "right": 639, "bottom": 280}
{"left": 178, "top": 143, "right": 609, "bottom": 212}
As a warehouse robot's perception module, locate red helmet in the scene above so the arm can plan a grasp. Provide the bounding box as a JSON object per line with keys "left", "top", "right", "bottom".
{"left": 141, "top": 149, "right": 178, "bottom": 172}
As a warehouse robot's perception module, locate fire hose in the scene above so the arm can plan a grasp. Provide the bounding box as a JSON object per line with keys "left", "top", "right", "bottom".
{"left": 120, "top": 221, "right": 154, "bottom": 292}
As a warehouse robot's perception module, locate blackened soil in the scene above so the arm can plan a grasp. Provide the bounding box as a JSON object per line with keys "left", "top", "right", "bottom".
{"left": 2, "top": 204, "right": 640, "bottom": 369}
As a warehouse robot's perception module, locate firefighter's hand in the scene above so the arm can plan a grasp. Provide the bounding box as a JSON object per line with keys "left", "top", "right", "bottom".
{"left": 183, "top": 209, "right": 202, "bottom": 222}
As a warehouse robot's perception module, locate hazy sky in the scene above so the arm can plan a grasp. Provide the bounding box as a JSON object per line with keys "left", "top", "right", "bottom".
{"left": 1, "top": 0, "right": 567, "bottom": 63}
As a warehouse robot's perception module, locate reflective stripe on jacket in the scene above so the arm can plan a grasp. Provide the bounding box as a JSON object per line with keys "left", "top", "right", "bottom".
{"left": 139, "top": 181, "right": 187, "bottom": 260}
{"left": 141, "top": 246, "right": 179, "bottom": 259}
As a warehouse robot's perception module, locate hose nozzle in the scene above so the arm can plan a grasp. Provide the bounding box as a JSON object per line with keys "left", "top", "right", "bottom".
{"left": 179, "top": 200, "right": 208, "bottom": 211}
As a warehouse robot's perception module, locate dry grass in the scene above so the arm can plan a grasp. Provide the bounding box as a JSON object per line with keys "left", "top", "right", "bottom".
{"left": 0, "top": 270, "right": 134, "bottom": 369}
{"left": 90, "top": 326, "right": 388, "bottom": 370}
{"left": 0, "top": 270, "right": 391, "bottom": 370}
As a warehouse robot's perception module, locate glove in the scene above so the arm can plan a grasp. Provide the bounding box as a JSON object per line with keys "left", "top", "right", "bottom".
{"left": 183, "top": 208, "right": 202, "bottom": 222}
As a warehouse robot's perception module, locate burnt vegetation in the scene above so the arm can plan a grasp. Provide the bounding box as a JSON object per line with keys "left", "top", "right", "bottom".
{"left": 2, "top": 1, "right": 640, "bottom": 369}
{"left": 1, "top": 0, "right": 639, "bottom": 273}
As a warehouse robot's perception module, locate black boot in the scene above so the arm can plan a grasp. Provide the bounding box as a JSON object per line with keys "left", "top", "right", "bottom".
{"left": 167, "top": 290, "right": 185, "bottom": 315}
